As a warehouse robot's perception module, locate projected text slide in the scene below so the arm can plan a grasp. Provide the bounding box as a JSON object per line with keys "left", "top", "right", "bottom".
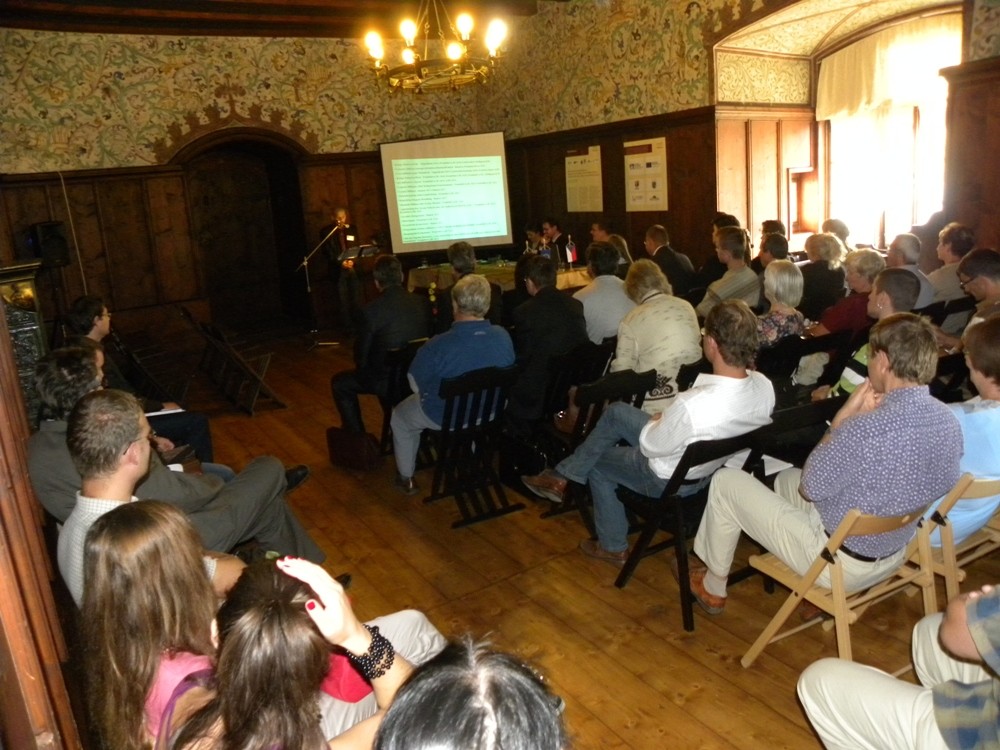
{"left": 393, "top": 156, "right": 507, "bottom": 244}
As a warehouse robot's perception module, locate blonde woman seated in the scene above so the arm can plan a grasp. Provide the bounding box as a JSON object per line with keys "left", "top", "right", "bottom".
{"left": 807, "top": 249, "right": 885, "bottom": 338}
{"left": 757, "top": 260, "right": 805, "bottom": 346}
{"left": 799, "top": 232, "right": 847, "bottom": 322}
{"left": 611, "top": 259, "right": 702, "bottom": 415}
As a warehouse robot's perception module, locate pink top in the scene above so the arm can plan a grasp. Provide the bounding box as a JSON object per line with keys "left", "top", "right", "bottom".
{"left": 145, "top": 651, "right": 213, "bottom": 739}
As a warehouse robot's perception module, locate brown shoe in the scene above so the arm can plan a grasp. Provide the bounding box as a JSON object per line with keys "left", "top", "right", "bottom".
{"left": 394, "top": 474, "right": 419, "bottom": 496}
{"left": 688, "top": 567, "right": 726, "bottom": 615}
{"left": 521, "top": 470, "right": 568, "bottom": 504}
{"left": 578, "top": 539, "right": 628, "bottom": 567}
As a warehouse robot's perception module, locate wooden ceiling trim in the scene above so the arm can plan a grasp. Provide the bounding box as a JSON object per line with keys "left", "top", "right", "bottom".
{"left": 1, "top": 0, "right": 561, "bottom": 39}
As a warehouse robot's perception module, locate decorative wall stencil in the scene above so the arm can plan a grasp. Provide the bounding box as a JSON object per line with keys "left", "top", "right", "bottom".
{"left": 971, "top": 0, "right": 1000, "bottom": 60}
{"left": 716, "top": 51, "right": 811, "bottom": 103}
{"left": 0, "top": 30, "right": 475, "bottom": 174}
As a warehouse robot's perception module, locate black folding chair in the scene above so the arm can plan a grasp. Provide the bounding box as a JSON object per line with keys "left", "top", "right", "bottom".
{"left": 424, "top": 365, "right": 524, "bottom": 528}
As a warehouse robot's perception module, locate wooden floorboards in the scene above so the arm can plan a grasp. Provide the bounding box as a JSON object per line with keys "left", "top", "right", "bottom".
{"left": 191, "top": 331, "right": 1000, "bottom": 750}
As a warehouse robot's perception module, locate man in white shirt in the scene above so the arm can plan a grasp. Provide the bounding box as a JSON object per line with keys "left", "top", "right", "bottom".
{"left": 57, "top": 388, "right": 243, "bottom": 605}
{"left": 573, "top": 241, "right": 636, "bottom": 343}
{"left": 521, "top": 300, "right": 775, "bottom": 565}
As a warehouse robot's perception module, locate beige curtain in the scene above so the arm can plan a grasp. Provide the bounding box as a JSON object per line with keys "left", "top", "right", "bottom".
{"left": 817, "top": 14, "right": 961, "bottom": 245}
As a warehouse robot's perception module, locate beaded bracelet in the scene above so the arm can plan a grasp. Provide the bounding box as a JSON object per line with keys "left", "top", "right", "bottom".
{"left": 347, "top": 624, "right": 395, "bottom": 680}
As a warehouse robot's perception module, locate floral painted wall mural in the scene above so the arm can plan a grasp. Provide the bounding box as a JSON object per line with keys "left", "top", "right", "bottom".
{"left": 0, "top": 30, "right": 476, "bottom": 174}
{"left": 971, "top": 0, "right": 1000, "bottom": 60}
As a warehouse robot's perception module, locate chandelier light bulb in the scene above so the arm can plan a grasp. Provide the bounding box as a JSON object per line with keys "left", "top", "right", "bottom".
{"left": 401, "top": 47, "right": 417, "bottom": 65}
{"left": 400, "top": 18, "right": 418, "bottom": 46}
{"left": 364, "top": 31, "right": 381, "bottom": 51}
{"left": 446, "top": 41, "right": 464, "bottom": 60}
{"left": 456, "top": 13, "right": 474, "bottom": 40}
{"left": 485, "top": 19, "right": 507, "bottom": 54}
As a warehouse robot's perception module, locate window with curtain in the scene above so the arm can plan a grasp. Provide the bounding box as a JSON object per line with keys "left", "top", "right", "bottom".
{"left": 817, "top": 13, "right": 961, "bottom": 247}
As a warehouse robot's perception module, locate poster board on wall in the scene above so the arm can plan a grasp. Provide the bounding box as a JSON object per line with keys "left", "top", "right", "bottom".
{"left": 624, "top": 137, "right": 668, "bottom": 212}
{"left": 565, "top": 146, "right": 603, "bottom": 212}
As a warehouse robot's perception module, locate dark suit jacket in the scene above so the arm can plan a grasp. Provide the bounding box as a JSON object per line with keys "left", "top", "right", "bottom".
{"left": 653, "top": 245, "right": 695, "bottom": 297}
{"left": 508, "top": 286, "right": 588, "bottom": 424}
{"left": 322, "top": 222, "right": 359, "bottom": 262}
{"left": 354, "top": 285, "right": 430, "bottom": 385}
{"left": 799, "top": 261, "right": 846, "bottom": 322}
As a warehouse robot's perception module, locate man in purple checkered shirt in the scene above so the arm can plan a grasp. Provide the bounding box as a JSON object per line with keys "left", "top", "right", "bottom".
{"left": 686, "top": 312, "right": 962, "bottom": 615}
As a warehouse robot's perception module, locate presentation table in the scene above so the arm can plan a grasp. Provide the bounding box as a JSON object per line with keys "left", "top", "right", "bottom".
{"left": 407, "top": 263, "right": 590, "bottom": 292}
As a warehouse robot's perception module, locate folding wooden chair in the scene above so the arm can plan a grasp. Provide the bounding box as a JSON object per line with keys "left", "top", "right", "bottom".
{"left": 424, "top": 365, "right": 523, "bottom": 528}
{"left": 741, "top": 504, "right": 936, "bottom": 667}
{"left": 918, "top": 474, "right": 1000, "bottom": 602}
{"left": 614, "top": 429, "right": 767, "bottom": 631}
{"left": 540, "top": 368, "right": 655, "bottom": 523}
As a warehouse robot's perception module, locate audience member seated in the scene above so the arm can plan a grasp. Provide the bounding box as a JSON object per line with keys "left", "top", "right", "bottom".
{"left": 573, "top": 241, "right": 636, "bottom": 344}
{"left": 607, "top": 233, "right": 633, "bottom": 278}
{"left": 520, "top": 301, "right": 774, "bottom": 566}
{"left": 686, "top": 313, "right": 961, "bottom": 616}
{"left": 751, "top": 220, "right": 787, "bottom": 274}
{"left": 331, "top": 255, "right": 430, "bottom": 434}
{"left": 65, "top": 294, "right": 216, "bottom": 462}
{"left": 694, "top": 212, "right": 742, "bottom": 290}
{"left": 161, "top": 555, "right": 444, "bottom": 749}
{"left": 924, "top": 317, "right": 1000, "bottom": 547}
{"left": 807, "top": 249, "right": 885, "bottom": 338}
{"left": 391, "top": 274, "right": 515, "bottom": 495}
{"left": 695, "top": 226, "right": 760, "bottom": 319}
{"left": 373, "top": 638, "right": 567, "bottom": 750}
{"left": 799, "top": 584, "right": 1000, "bottom": 749}
{"left": 500, "top": 252, "right": 533, "bottom": 329}
{"left": 929, "top": 222, "right": 977, "bottom": 304}
{"left": 887, "top": 232, "right": 935, "bottom": 309}
{"left": 42, "top": 379, "right": 323, "bottom": 605}
{"left": 507, "top": 256, "right": 588, "bottom": 433}
{"left": 798, "top": 233, "right": 847, "bottom": 322}
{"left": 822, "top": 218, "right": 851, "bottom": 248}
{"left": 935, "top": 248, "right": 1000, "bottom": 351}
{"left": 757, "top": 259, "right": 805, "bottom": 346}
{"left": 811, "top": 268, "right": 920, "bottom": 401}
{"left": 646, "top": 223, "right": 694, "bottom": 298}
{"left": 431, "top": 242, "right": 502, "bottom": 333}
{"left": 610, "top": 260, "right": 702, "bottom": 415}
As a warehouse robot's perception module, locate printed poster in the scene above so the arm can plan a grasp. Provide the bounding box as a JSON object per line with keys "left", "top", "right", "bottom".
{"left": 565, "top": 146, "right": 603, "bottom": 213}
{"left": 624, "top": 137, "right": 668, "bottom": 212}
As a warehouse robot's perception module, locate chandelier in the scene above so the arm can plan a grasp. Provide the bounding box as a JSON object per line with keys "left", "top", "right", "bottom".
{"left": 363, "top": 1, "right": 508, "bottom": 93}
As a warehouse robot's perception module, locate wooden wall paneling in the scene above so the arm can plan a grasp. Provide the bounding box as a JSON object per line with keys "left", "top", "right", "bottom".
{"left": 1, "top": 184, "right": 51, "bottom": 261}
{"left": 664, "top": 119, "right": 720, "bottom": 268}
{"left": 716, "top": 118, "right": 749, "bottom": 227}
{"left": 95, "top": 179, "right": 158, "bottom": 310}
{"left": 942, "top": 58, "right": 1000, "bottom": 249}
{"left": 0, "top": 303, "right": 80, "bottom": 749}
{"left": 749, "top": 119, "right": 779, "bottom": 237}
{"left": 507, "top": 110, "right": 718, "bottom": 270}
{"left": 45, "top": 181, "right": 109, "bottom": 308}
{"left": 0, "top": 187, "right": 17, "bottom": 266}
{"left": 346, "top": 162, "right": 387, "bottom": 249}
{"left": 145, "top": 174, "right": 202, "bottom": 303}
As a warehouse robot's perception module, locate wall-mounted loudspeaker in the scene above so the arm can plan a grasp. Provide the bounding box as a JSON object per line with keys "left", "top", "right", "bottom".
{"left": 27, "top": 221, "right": 70, "bottom": 268}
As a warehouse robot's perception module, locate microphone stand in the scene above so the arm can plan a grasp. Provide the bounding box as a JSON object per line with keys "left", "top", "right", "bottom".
{"left": 297, "top": 225, "right": 341, "bottom": 351}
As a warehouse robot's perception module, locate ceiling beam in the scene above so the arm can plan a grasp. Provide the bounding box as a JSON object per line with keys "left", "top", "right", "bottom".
{"left": 0, "top": 0, "right": 562, "bottom": 39}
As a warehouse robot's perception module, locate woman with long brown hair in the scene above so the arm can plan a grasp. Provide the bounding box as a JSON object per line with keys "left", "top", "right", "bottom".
{"left": 163, "top": 558, "right": 414, "bottom": 750}
{"left": 82, "top": 500, "right": 217, "bottom": 750}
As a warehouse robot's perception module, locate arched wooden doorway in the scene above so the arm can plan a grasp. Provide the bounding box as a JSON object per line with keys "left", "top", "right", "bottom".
{"left": 173, "top": 131, "right": 311, "bottom": 330}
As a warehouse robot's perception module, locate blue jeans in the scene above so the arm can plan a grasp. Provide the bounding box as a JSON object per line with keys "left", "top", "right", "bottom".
{"left": 556, "top": 403, "right": 666, "bottom": 553}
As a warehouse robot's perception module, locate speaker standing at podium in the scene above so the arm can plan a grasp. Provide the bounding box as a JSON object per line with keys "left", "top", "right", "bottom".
{"left": 321, "top": 207, "right": 361, "bottom": 335}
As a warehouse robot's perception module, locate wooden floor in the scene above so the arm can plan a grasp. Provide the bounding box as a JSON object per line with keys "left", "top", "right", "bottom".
{"left": 189, "top": 329, "right": 1000, "bottom": 750}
